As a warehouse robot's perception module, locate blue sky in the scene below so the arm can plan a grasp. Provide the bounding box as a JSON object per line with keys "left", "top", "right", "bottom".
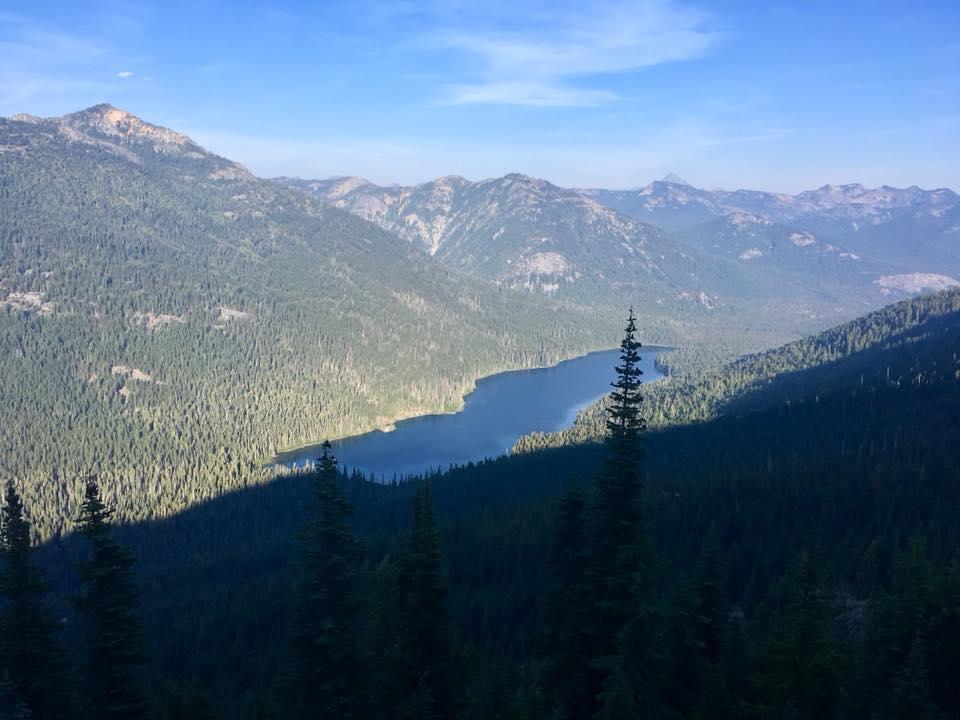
{"left": 1, "top": 0, "right": 958, "bottom": 191}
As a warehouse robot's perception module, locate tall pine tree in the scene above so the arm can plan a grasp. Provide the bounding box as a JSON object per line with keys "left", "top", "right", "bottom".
{"left": 591, "top": 307, "right": 648, "bottom": 635}
{"left": 541, "top": 487, "right": 594, "bottom": 719}
{"left": 74, "top": 475, "right": 150, "bottom": 720}
{"left": 285, "top": 440, "right": 360, "bottom": 718}
{"left": 754, "top": 552, "right": 847, "bottom": 719}
{"left": 0, "top": 481, "right": 72, "bottom": 720}
{"left": 587, "top": 308, "right": 660, "bottom": 717}
{"left": 397, "top": 482, "right": 459, "bottom": 720}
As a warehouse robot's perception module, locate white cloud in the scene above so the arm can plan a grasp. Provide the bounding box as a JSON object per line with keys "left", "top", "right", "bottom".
{"left": 446, "top": 81, "right": 617, "bottom": 107}
{"left": 437, "top": 0, "right": 718, "bottom": 106}
{"left": 116, "top": 70, "right": 134, "bottom": 78}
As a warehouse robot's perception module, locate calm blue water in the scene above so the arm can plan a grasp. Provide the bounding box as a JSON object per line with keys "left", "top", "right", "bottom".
{"left": 274, "top": 348, "right": 664, "bottom": 479}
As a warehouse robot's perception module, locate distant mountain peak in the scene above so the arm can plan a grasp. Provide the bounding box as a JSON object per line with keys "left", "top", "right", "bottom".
{"left": 9, "top": 112, "right": 42, "bottom": 124}
{"left": 662, "top": 172, "right": 690, "bottom": 186}
{"left": 63, "top": 103, "right": 196, "bottom": 148}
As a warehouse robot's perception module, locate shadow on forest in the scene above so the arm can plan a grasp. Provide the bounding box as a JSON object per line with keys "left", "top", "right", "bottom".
{"left": 29, "top": 306, "right": 960, "bottom": 710}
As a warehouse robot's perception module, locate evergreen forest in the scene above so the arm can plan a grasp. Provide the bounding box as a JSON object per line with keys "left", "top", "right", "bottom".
{"left": 2, "top": 290, "right": 959, "bottom": 719}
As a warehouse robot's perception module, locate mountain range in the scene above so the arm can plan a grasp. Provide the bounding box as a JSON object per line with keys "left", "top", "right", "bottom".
{"left": 278, "top": 172, "right": 958, "bottom": 321}
{"left": 583, "top": 178, "right": 960, "bottom": 274}
{"left": 0, "top": 104, "right": 612, "bottom": 531}
{"left": 2, "top": 103, "right": 958, "bottom": 530}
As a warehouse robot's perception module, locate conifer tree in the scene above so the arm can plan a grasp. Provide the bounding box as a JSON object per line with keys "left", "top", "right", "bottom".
{"left": 541, "top": 488, "right": 594, "bottom": 719}
{"left": 398, "top": 483, "right": 458, "bottom": 719}
{"left": 594, "top": 657, "right": 638, "bottom": 720}
{"left": 754, "top": 552, "right": 847, "bottom": 719}
{"left": 74, "top": 475, "right": 150, "bottom": 720}
{"left": 590, "top": 307, "right": 648, "bottom": 641}
{"left": 286, "top": 441, "right": 359, "bottom": 718}
{"left": 0, "top": 481, "right": 72, "bottom": 720}
{"left": 0, "top": 671, "right": 31, "bottom": 720}
{"left": 585, "top": 308, "right": 659, "bottom": 717}
{"left": 927, "top": 552, "right": 960, "bottom": 716}
{"left": 888, "top": 631, "right": 936, "bottom": 720}
{"left": 362, "top": 557, "right": 404, "bottom": 720}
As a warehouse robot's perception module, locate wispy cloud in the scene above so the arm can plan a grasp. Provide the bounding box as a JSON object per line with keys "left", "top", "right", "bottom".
{"left": 116, "top": 70, "right": 134, "bottom": 78}
{"left": 189, "top": 120, "right": 792, "bottom": 190}
{"left": 0, "top": 13, "right": 111, "bottom": 113}
{"left": 438, "top": 0, "right": 719, "bottom": 106}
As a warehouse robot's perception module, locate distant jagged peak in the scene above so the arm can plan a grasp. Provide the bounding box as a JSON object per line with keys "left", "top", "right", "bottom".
{"left": 499, "top": 172, "right": 555, "bottom": 189}
{"left": 320, "top": 175, "right": 375, "bottom": 198}
{"left": 795, "top": 182, "right": 956, "bottom": 210}
{"left": 661, "top": 172, "right": 691, "bottom": 186}
{"left": 430, "top": 174, "right": 469, "bottom": 187}
{"left": 9, "top": 112, "right": 42, "bottom": 124}
{"left": 810, "top": 182, "right": 867, "bottom": 196}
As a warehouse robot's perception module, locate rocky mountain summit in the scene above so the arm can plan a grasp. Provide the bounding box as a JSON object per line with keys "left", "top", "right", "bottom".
{"left": 583, "top": 178, "right": 960, "bottom": 275}
{"left": 277, "top": 173, "right": 720, "bottom": 308}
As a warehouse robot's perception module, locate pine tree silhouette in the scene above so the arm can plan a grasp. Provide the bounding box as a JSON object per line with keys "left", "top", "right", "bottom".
{"left": 0, "top": 481, "right": 72, "bottom": 720}
{"left": 74, "top": 475, "right": 150, "bottom": 720}
{"left": 286, "top": 440, "right": 360, "bottom": 718}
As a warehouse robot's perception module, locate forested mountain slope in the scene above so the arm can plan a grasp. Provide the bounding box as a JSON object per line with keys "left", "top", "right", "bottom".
{"left": 583, "top": 178, "right": 960, "bottom": 279}
{"left": 278, "top": 173, "right": 735, "bottom": 308}
{"left": 25, "top": 290, "right": 960, "bottom": 717}
{"left": 516, "top": 288, "right": 960, "bottom": 451}
{"left": 0, "top": 105, "right": 616, "bottom": 534}
{"left": 281, "top": 173, "right": 952, "bottom": 343}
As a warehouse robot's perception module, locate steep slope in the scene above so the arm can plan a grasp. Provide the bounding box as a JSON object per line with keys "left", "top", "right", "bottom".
{"left": 515, "top": 288, "right": 960, "bottom": 450}
{"left": 282, "top": 173, "right": 956, "bottom": 341}
{"left": 675, "top": 211, "right": 905, "bottom": 295}
{"left": 584, "top": 179, "right": 960, "bottom": 276}
{"left": 279, "top": 173, "right": 729, "bottom": 309}
{"left": 579, "top": 180, "right": 725, "bottom": 230}
{"left": 0, "top": 105, "right": 616, "bottom": 532}
{"left": 34, "top": 287, "right": 960, "bottom": 716}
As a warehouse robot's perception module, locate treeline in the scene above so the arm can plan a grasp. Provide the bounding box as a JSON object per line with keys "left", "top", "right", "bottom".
{"left": 1, "top": 107, "right": 853, "bottom": 545}
{"left": 1, "top": 476, "right": 148, "bottom": 719}
{"left": 515, "top": 288, "right": 960, "bottom": 453}
{"left": 5, "top": 304, "right": 960, "bottom": 718}
{"left": 0, "top": 452, "right": 463, "bottom": 719}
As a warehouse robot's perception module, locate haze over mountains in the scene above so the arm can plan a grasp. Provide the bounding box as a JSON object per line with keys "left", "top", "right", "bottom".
{"left": 1, "top": 103, "right": 958, "bottom": 530}
{"left": 279, "top": 172, "right": 959, "bottom": 319}
{"left": 0, "top": 104, "right": 613, "bottom": 529}
{"left": 4, "top": 103, "right": 960, "bottom": 719}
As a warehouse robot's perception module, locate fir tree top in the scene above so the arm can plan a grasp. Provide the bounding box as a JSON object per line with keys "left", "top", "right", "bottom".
{"left": 1, "top": 482, "right": 30, "bottom": 561}
{"left": 605, "top": 307, "right": 645, "bottom": 442}
{"left": 76, "top": 475, "right": 113, "bottom": 546}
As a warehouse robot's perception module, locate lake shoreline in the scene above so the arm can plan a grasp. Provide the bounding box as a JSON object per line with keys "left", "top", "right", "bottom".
{"left": 272, "top": 345, "right": 669, "bottom": 477}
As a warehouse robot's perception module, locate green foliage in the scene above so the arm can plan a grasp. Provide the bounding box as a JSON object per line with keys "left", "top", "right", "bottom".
{"left": 0, "top": 109, "right": 619, "bottom": 539}
{"left": 4, "top": 292, "right": 959, "bottom": 718}
{"left": 516, "top": 288, "right": 960, "bottom": 451}
{"left": 284, "top": 441, "right": 359, "bottom": 718}
{"left": 0, "top": 482, "right": 72, "bottom": 720}
{"left": 539, "top": 488, "right": 593, "bottom": 718}
{"left": 74, "top": 476, "right": 150, "bottom": 720}
{"left": 396, "top": 484, "right": 459, "bottom": 719}
{"left": 753, "top": 553, "right": 848, "bottom": 719}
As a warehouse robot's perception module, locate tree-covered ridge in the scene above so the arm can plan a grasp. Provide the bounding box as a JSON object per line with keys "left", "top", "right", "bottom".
{"left": 582, "top": 178, "right": 960, "bottom": 277}
{"left": 0, "top": 105, "right": 620, "bottom": 536}
{"left": 281, "top": 173, "right": 953, "bottom": 333}
{"left": 6, "top": 298, "right": 956, "bottom": 718}
{"left": 515, "top": 288, "right": 960, "bottom": 452}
